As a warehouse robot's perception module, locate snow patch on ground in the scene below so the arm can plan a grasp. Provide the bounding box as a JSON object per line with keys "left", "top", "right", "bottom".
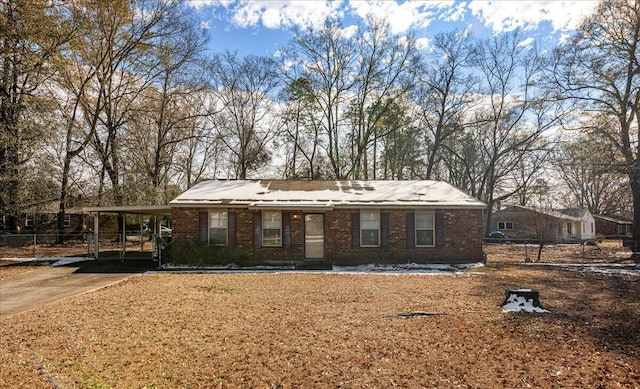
{"left": 501, "top": 294, "right": 550, "bottom": 313}
{"left": 332, "top": 262, "right": 483, "bottom": 274}
{"left": 524, "top": 262, "right": 640, "bottom": 278}
{"left": 2, "top": 257, "right": 92, "bottom": 266}
{"left": 159, "top": 262, "right": 484, "bottom": 274}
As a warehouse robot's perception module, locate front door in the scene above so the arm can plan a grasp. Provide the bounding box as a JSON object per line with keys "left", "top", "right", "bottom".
{"left": 304, "top": 214, "right": 324, "bottom": 259}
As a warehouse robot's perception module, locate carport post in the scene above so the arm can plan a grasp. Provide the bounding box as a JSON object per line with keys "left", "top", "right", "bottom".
{"left": 120, "top": 213, "right": 125, "bottom": 260}
{"left": 94, "top": 211, "right": 100, "bottom": 259}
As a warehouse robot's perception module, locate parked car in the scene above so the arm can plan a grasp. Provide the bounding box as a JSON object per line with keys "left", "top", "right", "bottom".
{"left": 486, "top": 230, "right": 510, "bottom": 244}
{"left": 141, "top": 225, "right": 172, "bottom": 237}
{"left": 160, "top": 226, "right": 172, "bottom": 237}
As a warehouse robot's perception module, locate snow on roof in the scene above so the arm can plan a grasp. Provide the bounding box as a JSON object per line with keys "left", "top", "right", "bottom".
{"left": 502, "top": 205, "right": 585, "bottom": 222}
{"left": 170, "top": 180, "right": 486, "bottom": 209}
{"left": 592, "top": 214, "right": 633, "bottom": 224}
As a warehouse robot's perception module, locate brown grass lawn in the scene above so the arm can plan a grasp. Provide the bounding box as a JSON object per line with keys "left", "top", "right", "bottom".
{"left": 1, "top": 245, "right": 639, "bottom": 388}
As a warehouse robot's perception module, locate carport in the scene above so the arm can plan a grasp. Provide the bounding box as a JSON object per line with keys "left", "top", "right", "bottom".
{"left": 83, "top": 205, "right": 172, "bottom": 260}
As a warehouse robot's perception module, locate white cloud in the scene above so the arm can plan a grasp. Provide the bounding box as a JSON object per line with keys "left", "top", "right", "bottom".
{"left": 220, "top": 1, "right": 345, "bottom": 31}
{"left": 414, "top": 37, "right": 431, "bottom": 51}
{"left": 441, "top": 1, "right": 467, "bottom": 22}
{"left": 517, "top": 37, "right": 534, "bottom": 48}
{"left": 339, "top": 24, "right": 358, "bottom": 39}
{"left": 468, "top": 1, "right": 598, "bottom": 34}
{"left": 199, "top": 20, "right": 211, "bottom": 30}
{"left": 185, "top": 0, "right": 236, "bottom": 11}
{"left": 348, "top": 1, "right": 458, "bottom": 34}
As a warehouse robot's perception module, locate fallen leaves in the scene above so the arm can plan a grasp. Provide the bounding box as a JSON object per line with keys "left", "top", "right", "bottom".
{"left": 1, "top": 247, "right": 639, "bottom": 387}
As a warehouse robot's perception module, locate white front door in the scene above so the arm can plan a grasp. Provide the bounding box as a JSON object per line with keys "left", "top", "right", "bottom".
{"left": 304, "top": 214, "right": 324, "bottom": 259}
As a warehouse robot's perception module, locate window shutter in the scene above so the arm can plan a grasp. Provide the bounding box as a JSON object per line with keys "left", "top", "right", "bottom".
{"left": 282, "top": 211, "right": 291, "bottom": 248}
{"left": 351, "top": 212, "right": 360, "bottom": 248}
{"left": 435, "top": 212, "right": 445, "bottom": 247}
{"left": 253, "top": 212, "right": 262, "bottom": 248}
{"left": 406, "top": 212, "right": 415, "bottom": 248}
{"left": 228, "top": 211, "right": 237, "bottom": 248}
{"left": 199, "top": 212, "right": 208, "bottom": 242}
{"left": 381, "top": 212, "right": 390, "bottom": 248}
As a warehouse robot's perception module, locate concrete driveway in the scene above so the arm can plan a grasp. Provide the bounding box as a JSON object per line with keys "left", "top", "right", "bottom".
{"left": 0, "top": 266, "right": 135, "bottom": 318}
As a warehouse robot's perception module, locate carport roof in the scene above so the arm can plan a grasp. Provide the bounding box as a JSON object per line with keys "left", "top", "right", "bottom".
{"left": 83, "top": 205, "right": 172, "bottom": 216}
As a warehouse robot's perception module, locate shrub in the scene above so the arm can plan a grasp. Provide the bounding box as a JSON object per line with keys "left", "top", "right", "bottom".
{"left": 167, "top": 240, "right": 259, "bottom": 267}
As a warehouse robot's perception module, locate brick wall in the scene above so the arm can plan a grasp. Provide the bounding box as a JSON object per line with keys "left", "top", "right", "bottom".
{"left": 171, "top": 207, "right": 484, "bottom": 264}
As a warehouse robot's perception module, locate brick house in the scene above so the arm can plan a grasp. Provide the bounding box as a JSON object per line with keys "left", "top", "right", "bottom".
{"left": 593, "top": 214, "right": 633, "bottom": 238}
{"left": 492, "top": 205, "right": 596, "bottom": 243}
{"left": 169, "top": 180, "right": 486, "bottom": 265}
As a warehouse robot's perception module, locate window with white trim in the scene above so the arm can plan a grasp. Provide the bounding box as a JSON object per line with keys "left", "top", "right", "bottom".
{"left": 209, "top": 210, "right": 228, "bottom": 245}
{"left": 415, "top": 212, "right": 434, "bottom": 247}
{"left": 63, "top": 214, "right": 71, "bottom": 228}
{"left": 360, "top": 211, "right": 380, "bottom": 247}
{"left": 25, "top": 215, "right": 34, "bottom": 227}
{"left": 497, "top": 221, "right": 513, "bottom": 230}
{"left": 262, "top": 211, "right": 282, "bottom": 246}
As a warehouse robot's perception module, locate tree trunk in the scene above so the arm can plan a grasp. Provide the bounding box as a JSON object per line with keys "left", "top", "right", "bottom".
{"left": 56, "top": 156, "right": 72, "bottom": 244}
{"left": 631, "top": 172, "right": 640, "bottom": 241}
{"left": 536, "top": 241, "right": 544, "bottom": 262}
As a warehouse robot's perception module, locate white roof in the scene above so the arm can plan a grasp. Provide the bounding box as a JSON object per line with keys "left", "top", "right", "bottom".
{"left": 170, "top": 180, "right": 486, "bottom": 209}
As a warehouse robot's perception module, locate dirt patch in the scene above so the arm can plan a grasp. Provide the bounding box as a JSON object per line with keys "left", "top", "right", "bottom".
{"left": 484, "top": 241, "right": 634, "bottom": 264}
{"left": 0, "top": 261, "right": 43, "bottom": 280}
{"left": 1, "top": 245, "right": 639, "bottom": 387}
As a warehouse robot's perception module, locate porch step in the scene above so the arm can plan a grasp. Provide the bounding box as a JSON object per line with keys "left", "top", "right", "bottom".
{"left": 295, "top": 261, "right": 333, "bottom": 270}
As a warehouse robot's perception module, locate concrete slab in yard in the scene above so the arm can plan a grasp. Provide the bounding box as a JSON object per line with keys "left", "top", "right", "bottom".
{"left": 0, "top": 267, "right": 135, "bottom": 318}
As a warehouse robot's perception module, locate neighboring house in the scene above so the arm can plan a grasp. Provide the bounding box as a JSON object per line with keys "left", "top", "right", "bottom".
{"left": 13, "top": 200, "right": 86, "bottom": 233}
{"left": 169, "top": 180, "right": 486, "bottom": 265}
{"left": 492, "top": 205, "right": 596, "bottom": 243}
{"left": 593, "top": 214, "right": 633, "bottom": 237}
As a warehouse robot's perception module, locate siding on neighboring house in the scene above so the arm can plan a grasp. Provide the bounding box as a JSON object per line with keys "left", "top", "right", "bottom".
{"left": 593, "top": 214, "right": 633, "bottom": 237}
{"left": 493, "top": 205, "right": 596, "bottom": 243}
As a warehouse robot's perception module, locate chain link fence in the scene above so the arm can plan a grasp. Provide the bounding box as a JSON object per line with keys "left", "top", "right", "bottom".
{"left": 0, "top": 231, "right": 161, "bottom": 261}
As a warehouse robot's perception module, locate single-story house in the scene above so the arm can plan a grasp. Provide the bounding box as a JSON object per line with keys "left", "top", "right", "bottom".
{"left": 593, "top": 214, "right": 633, "bottom": 237}
{"left": 10, "top": 199, "right": 86, "bottom": 233}
{"left": 492, "top": 205, "right": 596, "bottom": 243}
{"left": 169, "top": 180, "right": 486, "bottom": 265}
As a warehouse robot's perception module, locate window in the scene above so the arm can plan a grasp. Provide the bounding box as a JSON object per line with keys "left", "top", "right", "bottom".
{"left": 497, "top": 221, "right": 513, "bottom": 230}
{"left": 415, "top": 212, "right": 434, "bottom": 246}
{"left": 567, "top": 223, "right": 572, "bottom": 234}
{"left": 25, "top": 215, "right": 34, "bottom": 227}
{"left": 63, "top": 214, "right": 71, "bottom": 228}
{"left": 262, "top": 211, "right": 282, "bottom": 246}
{"left": 209, "top": 210, "right": 228, "bottom": 245}
{"left": 360, "top": 211, "right": 380, "bottom": 247}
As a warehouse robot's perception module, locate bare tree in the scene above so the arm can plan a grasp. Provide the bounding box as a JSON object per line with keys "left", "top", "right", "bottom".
{"left": 173, "top": 113, "right": 224, "bottom": 188}
{"left": 126, "top": 10, "right": 208, "bottom": 203}
{"left": 551, "top": 0, "right": 640, "bottom": 238}
{"left": 555, "top": 130, "right": 631, "bottom": 215}
{"left": 0, "top": 0, "right": 73, "bottom": 231}
{"left": 278, "top": 77, "right": 326, "bottom": 179}
{"left": 289, "top": 20, "right": 358, "bottom": 178}
{"left": 461, "top": 31, "right": 559, "bottom": 235}
{"left": 207, "top": 51, "right": 279, "bottom": 179}
{"left": 414, "top": 30, "right": 476, "bottom": 180}
{"left": 345, "top": 17, "right": 420, "bottom": 179}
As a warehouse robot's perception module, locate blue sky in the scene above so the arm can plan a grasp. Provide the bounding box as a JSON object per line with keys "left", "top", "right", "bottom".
{"left": 185, "top": 0, "right": 599, "bottom": 57}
